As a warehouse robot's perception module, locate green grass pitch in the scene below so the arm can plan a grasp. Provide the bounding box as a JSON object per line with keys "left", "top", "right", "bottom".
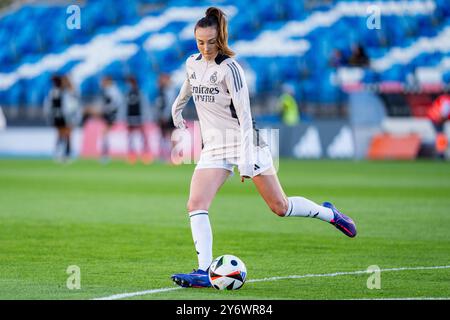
{"left": 0, "top": 159, "right": 449, "bottom": 300}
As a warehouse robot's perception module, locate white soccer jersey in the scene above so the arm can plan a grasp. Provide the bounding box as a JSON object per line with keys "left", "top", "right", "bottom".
{"left": 172, "top": 53, "right": 263, "bottom": 177}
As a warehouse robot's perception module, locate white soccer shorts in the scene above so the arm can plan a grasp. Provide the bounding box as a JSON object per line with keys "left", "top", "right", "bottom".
{"left": 195, "top": 145, "right": 274, "bottom": 177}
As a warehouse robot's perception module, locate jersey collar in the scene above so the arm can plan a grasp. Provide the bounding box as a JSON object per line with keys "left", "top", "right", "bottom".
{"left": 196, "top": 53, "right": 229, "bottom": 65}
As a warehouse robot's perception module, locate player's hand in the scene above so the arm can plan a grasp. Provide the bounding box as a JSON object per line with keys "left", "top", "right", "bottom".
{"left": 238, "top": 163, "right": 254, "bottom": 182}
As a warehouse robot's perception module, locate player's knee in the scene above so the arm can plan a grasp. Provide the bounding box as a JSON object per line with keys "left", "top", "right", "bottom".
{"left": 187, "top": 199, "right": 209, "bottom": 213}
{"left": 269, "top": 199, "right": 288, "bottom": 217}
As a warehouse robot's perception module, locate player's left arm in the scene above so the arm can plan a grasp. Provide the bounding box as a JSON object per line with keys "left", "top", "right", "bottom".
{"left": 224, "top": 60, "right": 254, "bottom": 181}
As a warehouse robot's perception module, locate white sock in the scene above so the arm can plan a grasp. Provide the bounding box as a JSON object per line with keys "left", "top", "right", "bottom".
{"left": 189, "top": 210, "right": 213, "bottom": 271}
{"left": 285, "top": 197, "right": 334, "bottom": 222}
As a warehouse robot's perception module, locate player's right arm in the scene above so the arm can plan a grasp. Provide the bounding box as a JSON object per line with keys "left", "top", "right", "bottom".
{"left": 224, "top": 60, "right": 254, "bottom": 179}
{"left": 171, "top": 67, "right": 192, "bottom": 129}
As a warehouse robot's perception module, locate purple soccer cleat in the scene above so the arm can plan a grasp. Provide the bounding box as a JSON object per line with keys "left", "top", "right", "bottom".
{"left": 171, "top": 269, "right": 211, "bottom": 288}
{"left": 323, "top": 202, "right": 357, "bottom": 238}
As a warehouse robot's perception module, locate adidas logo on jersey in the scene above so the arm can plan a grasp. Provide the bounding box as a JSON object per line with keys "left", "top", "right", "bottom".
{"left": 190, "top": 72, "right": 196, "bottom": 80}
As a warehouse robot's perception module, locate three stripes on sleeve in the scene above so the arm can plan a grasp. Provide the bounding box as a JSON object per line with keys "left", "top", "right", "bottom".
{"left": 227, "top": 62, "right": 243, "bottom": 92}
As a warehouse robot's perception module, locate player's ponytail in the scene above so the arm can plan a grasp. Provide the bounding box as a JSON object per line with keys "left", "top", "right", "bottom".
{"left": 195, "top": 7, "right": 235, "bottom": 57}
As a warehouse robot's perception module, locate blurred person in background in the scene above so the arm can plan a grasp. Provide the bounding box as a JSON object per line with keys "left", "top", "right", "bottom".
{"left": 348, "top": 43, "right": 370, "bottom": 68}
{"left": 100, "top": 76, "right": 124, "bottom": 163}
{"left": 44, "top": 74, "right": 80, "bottom": 163}
{"left": 155, "top": 73, "right": 177, "bottom": 163}
{"left": 124, "top": 76, "right": 152, "bottom": 164}
{"left": 427, "top": 93, "right": 450, "bottom": 159}
{"left": 329, "top": 48, "right": 347, "bottom": 68}
{"left": 278, "top": 84, "right": 300, "bottom": 126}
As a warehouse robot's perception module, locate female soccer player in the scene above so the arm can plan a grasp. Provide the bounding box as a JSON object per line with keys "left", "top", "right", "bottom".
{"left": 171, "top": 7, "right": 357, "bottom": 288}
{"left": 124, "top": 76, "right": 151, "bottom": 164}
{"left": 99, "top": 76, "right": 124, "bottom": 162}
{"left": 44, "top": 75, "right": 79, "bottom": 162}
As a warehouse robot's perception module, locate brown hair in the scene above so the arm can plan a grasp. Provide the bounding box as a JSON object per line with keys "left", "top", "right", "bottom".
{"left": 194, "top": 7, "right": 235, "bottom": 57}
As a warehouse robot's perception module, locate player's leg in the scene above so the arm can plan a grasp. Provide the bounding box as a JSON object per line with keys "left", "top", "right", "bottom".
{"left": 172, "top": 168, "right": 230, "bottom": 287}
{"left": 250, "top": 146, "right": 336, "bottom": 220}
{"left": 55, "top": 127, "right": 64, "bottom": 161}
{"left": 127, "top": 126, "right": 134, "bottom": 155}
{"left": 433, "top": 121, "right": 448, "bottom": 159}
{"left": 160, "top": 121, "right": 173, "bottom": 163}
{"left": 252, "top": 167, "right": 357, "bottom": 237}
{"left": 139, "top": 125, "right": 152, "bottom": 164}
{"left": 252, "top": 169, "right": 332, "bottom": 221}
{"left": 101, "top": 119, "right": 111, "bottom": 161}
{"left": 126, "top": 126, "right": 137, "bottom": 164}
{"left": 62, "top": 126, "right": 71, "bottom": 159}
{"left": 138, "top": 125, "right": 148, "bottom": 153}
{"left": 187, "top": 168, "right": 230, "bottom": 269}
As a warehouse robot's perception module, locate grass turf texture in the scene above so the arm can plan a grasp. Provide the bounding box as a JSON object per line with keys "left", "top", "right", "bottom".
{"left": 0, "top": 159, "right": 449, "bottom": 300}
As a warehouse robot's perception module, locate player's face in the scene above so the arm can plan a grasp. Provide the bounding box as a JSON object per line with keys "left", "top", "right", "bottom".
{"left": 195, "top": 27, "right": 219, "bottom": 61}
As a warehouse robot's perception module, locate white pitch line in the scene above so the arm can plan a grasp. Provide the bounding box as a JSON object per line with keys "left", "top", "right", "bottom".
{"left": 247, "top": 265, "right": 450, "bottom": 283}
{"left": 93, "top": 265, "right": 450, "bottom": 300}
{"left": 93, "top": 287, "right": 182, "bottom": 300}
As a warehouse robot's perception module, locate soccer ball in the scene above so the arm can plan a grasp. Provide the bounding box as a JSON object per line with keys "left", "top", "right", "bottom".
{"left": 208, "top": 254, "right": 247, "bottom": 290}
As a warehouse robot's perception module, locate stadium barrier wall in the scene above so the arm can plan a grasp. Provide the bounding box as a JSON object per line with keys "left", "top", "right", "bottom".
{"left": 1, "top": 120, "right": 449, "bottom": 159}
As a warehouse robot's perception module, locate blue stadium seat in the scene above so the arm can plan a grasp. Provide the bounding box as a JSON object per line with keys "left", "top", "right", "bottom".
{"left": 301, "top": 78, "right": 319, "bottom": 104}
{"left": 380, "top": 65, "right": 406, "bottom": 82}
{"left": 57, "top": 60, "right": 82, "bottom": 74}
{"left": 436, "top": 0, "right": 450, "bottom": 16}
{"left": 284, "top": 0, "right": 305, "bottom": 20}
{"left": 115, "top": 0, "right": 138, "bottom": 24}
{"left": 4, "top": 81, "right": 23, "bottom": 107}
{"left": 229, "top": 13, "right": 256, "bottom": 40}
{"left": 256, "top": 0, "right": 282, "bottom": 22}
{"left": 315, "top": 69, "right": 340, "bottom": 104}
{"left": 443, "top": 71, "right": 450, "bottom": 83}
{"left": 363, "top": 69, "right": 379, "bottom": 84}
{"left": 141, "top": 73, "right": 158, "bottom": 103}
{"left": 103, "top": 61, "right": 127, "bottom": 79}
{"left": 29, "top": 72, "right": 52, "bottom": 107}
{"left": 80, "top": 75, "right": 101, "bottom": 98}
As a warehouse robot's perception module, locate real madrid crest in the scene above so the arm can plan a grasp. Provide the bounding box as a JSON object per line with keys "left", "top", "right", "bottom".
{"left": 210, "top": 71, "right": 217, "bottom": 84}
